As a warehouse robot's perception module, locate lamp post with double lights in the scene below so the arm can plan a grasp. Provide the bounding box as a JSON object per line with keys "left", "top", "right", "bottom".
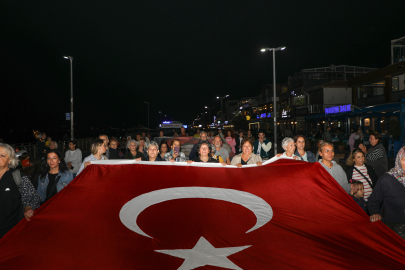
{"left": 260, "top": 46, "right": 286, "bottom": 155}
{"left": 63, "top": 56, "right": 74, "bottom": 140}
{"left": 216, "top": 95, "right": 229, "bottom": 125}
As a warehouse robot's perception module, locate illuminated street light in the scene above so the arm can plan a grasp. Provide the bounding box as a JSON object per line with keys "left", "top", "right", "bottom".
{"left": 260, "top": 46, "right": 286, "bottom": 155}
{"left": 63, "top": 55, "right": 74, "bottom": 139}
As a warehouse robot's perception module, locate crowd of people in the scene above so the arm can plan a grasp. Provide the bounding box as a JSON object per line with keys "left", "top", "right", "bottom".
{"left": 0, "top": 127, "right": 404, "bottom": 240}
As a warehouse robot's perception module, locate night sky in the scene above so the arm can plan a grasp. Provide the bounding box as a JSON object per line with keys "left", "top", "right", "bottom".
{"left": 2, "top": 1, "right": 404, "bottom": 140}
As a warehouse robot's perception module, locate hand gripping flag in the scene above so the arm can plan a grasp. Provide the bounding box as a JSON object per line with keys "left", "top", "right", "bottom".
{"left": 0, "top": 158, "right": 405, "bottom": 269}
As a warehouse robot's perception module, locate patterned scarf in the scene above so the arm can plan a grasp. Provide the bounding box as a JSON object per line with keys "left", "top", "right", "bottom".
{"left": 387, "top": 147, "right": 405, "bottom": 186}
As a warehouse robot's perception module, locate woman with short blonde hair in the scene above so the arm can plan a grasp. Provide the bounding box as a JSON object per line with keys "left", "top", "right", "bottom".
{"left": 0, "top": 143, "right": 41, "bottom": 238}
{"left": 77, "top": 139, "right": 108, "bottom": 176}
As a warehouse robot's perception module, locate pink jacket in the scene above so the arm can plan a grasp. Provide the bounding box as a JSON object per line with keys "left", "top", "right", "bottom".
{"left": 226, "top": 137, "right": 236, "bottom": 154}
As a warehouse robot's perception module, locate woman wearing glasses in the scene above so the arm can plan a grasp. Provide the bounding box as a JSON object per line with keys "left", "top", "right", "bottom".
{"left": 345, "top": 148, "right": 379, "bottom": 200}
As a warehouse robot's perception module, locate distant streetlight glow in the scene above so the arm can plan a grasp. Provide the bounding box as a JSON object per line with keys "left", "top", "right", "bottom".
{"left": 63, "top": 55, "right": 74, "bottom": 139}
{"left": 260, "top": 46, "right": 286, "bottom": 155}
{"left": 217, "top": 95, "right": 230, "bottom": 124}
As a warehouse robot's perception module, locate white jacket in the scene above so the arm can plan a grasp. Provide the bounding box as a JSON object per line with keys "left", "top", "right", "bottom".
{"left": 65, "top": 149, "right": 83, "bottom": 174}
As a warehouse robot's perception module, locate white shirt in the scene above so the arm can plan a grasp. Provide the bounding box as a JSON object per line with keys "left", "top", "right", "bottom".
{"left": 282, "top": 152, "right": 297, "bottom": 159}
{"left": 257, "top": 142, "right": 262, "bottom": 155}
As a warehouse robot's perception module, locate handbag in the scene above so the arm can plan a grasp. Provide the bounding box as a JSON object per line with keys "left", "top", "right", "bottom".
{"left": 353, "top": 167, "right": 373, "bottom": 189}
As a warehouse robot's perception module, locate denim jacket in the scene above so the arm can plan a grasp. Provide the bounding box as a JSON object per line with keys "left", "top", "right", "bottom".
{"left": 294, "top": 150, "right": 316, "bottom": 163}
{"left": 37, "top": 171, "right": 73, "bottom": 202}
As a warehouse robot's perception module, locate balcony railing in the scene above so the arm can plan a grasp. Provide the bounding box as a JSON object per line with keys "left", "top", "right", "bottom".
{"left": 357, "top": 95, "right": 385, "bottom": 107}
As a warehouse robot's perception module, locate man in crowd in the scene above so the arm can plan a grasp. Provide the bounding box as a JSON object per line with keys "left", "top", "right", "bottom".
{"left": 194, "top": 129, "right": 201, "bottom": 138}
{"left": 254, "top": 131, "right": 272, "bottom": 161}
{"left": 235, "top": 131, "right": 244, "bottom": 154}
{"left": 213, "top": 135, "right": 230, "bottom": 164}
{"left": 284, "top": 127, "right": 292, "bottom": 138}
{"left": 180, "top": 127, "right": 188, "bottom": 137}
{"left": 323, "top": 126, "right": 332, "bottom": 142}
{"left": 99, "top": 134, "right": 110, "bottom": 158}
{"left": 296, "top": 127, "right": 304, "bottom": 136}
{"left": 37, "top": 132, "right": 47, "bottom": 159}
{"left": 189, "top": 131, "right": 207, "bottom": 160}
{"left": 141, "top": 132, "right": 150, "bottom": 144}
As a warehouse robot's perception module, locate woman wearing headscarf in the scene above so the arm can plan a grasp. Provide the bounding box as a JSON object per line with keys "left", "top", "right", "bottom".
{"left": 0, "top": 143, "right": 41, "bottom": 238}
{"left": 37, "top": 149, "right": 73, "bottom": 203}
{"left": 368, "top": 147, "right": 405, "bottom": 239}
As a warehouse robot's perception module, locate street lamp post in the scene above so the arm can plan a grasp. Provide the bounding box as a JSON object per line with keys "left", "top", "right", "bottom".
{"left": 216, "top": 95, "right": 229, "bottom": 125}
{"left": 63, "top": 56, "right": 74, "bottom": 140}
{"left": 144, "top": 101, "right": 150, "bottom": 131}
{"left": 260, "top": 46, "right": 286, "bottom": 156}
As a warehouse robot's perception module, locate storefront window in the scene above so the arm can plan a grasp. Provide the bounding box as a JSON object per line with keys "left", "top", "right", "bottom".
{"left": 357, "top": 80, "right": 385, "bottom": 99}
{"left": 355, "top": 117, "right": 361, "bottom": 126}
{"left": 392, "top": 74, "right": 404, "bottom": 92}
{"left": 380, "top": 117, "right": 387, "bottom": 134}
{"left": 371, "top": 117, "right": 377, "bottom": 131}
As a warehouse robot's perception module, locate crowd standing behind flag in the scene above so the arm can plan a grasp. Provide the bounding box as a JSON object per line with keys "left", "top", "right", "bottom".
{"left": 2, "top": 127, "right": 405, "bottom": 242}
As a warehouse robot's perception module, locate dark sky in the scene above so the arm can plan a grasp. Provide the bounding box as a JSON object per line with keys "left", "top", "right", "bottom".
{"left": 2, "top": 0, "right": 405, "bottom": 133}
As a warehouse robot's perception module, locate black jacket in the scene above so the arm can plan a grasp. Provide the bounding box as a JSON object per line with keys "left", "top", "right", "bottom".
{"left": 235, "top": 137, "right": 243, "bottom": 155}
{"left": 345, "top": 164, "right": 379, "bottom": 187}
{"left": 368, "top": 174, "right": 405, "bottom": 223}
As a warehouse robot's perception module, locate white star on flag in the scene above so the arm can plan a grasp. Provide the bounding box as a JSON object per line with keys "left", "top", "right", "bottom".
{"left": 155, "top": 237, "right": 251, "bottom": 270}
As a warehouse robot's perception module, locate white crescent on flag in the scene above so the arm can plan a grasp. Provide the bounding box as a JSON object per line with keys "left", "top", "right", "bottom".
{"left": 119, "top": 187, "right": 273, "bottom": 238}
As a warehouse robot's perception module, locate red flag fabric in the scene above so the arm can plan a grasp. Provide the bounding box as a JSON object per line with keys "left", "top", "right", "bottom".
{"left": 0, "top": 159, "right": 405, "bottom": 269}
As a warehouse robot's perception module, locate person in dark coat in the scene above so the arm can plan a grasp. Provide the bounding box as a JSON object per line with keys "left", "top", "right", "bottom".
{"left": 146, "top": 142, "right": 164, "bottom": 161}
{"left": 358, "top": 132, "right": 387, "bottom": 178}
{"left": 368, "top": 147, "right": 405, "bottom": 239}
{"left": 235, "top": 131, "right": 244, "bottom": 155}
{"left": 108, "top": 138, "right": 123, "bottom": 159}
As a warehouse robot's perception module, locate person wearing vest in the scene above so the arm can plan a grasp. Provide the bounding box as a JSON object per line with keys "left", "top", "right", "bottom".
{"left": 0, "top": 143, "right": 41, "bottom": 238}
{"left": 37, "top": 149, "right": 73, "bottom": 203}
{"left": 358, "top": 132, "right": 388, "bottom": 178}
{"left": 253, "top": 131, "right": 272, "bottom": 160}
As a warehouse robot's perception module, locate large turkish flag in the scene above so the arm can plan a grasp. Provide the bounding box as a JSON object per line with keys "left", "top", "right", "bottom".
{"left": 0, "top": 159, "right": 405, "bottom": 269}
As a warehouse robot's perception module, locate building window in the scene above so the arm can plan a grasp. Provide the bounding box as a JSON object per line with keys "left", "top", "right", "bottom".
{"left": 357, "top": 80, "right": 385, "bottom": 99}
{"left": 392, "top": 74, "right": 404, "bottom": 92}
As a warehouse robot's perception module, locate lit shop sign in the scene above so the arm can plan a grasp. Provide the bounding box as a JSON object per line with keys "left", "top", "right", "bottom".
{"left": 325, "top": 104, "right": 352, "bottom": 115}
{"left": 162, "top": 121, "right": 172, "bottom": 124}
{"left": 281, "top": 109, "right": 290, "bottom": 118}
{"left": 256, "top": 113, "right": 271, "bottom": 119}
